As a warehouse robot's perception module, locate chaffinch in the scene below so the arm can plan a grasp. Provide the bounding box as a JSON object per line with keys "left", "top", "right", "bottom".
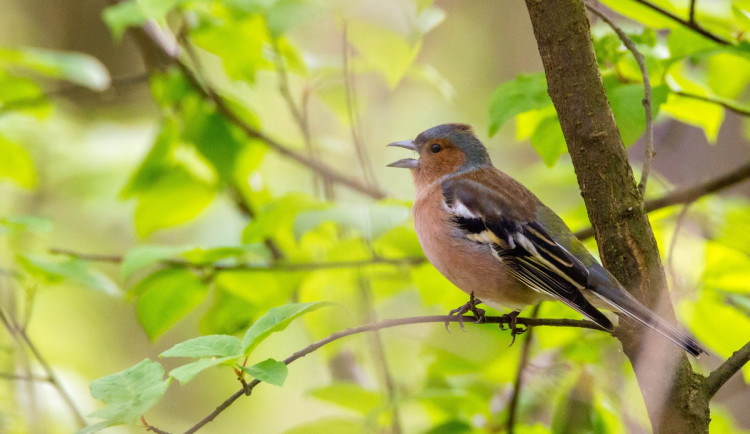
{"left": 388, "top": 123, "right": 704, "bottom": 356}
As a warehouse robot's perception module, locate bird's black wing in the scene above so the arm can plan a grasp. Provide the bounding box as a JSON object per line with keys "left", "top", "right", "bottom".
{"left": 441, "top": 176, "right": 613, "bottom": 330}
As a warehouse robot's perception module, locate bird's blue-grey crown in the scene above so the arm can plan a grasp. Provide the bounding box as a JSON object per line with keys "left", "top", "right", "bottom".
{"left": 418, "top": 123, "right": 493, "bottom": 169}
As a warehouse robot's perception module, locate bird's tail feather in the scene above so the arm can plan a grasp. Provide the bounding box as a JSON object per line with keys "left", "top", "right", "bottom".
{"left": 587, "top": 266, "right": 705, "bottom": 357}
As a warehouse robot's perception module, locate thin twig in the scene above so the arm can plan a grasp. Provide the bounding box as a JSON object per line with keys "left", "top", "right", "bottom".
{"left": 631, "top": 0, "right": 731, "bottom": 45}
{"left": 0, "top": 73, "right": 149, "bottom": 114}
{"left": 270, "top": 39, "right": 326, "bottom": 196}
{"left": 16, "top": 328, "right": 88, "bottom": 428}
{"left": 506, "top": 304, "right": 540, "bottom": 434}
{"left": 574, "top": 160, "right": 750, "bottom": 240}
{"left": 674, "top": 91, "right": 750, "bottom": 117}
{"left": 180, "top": 314, "right": 605, "bottom": 433}
{"left": 0, "top": 372, "right": 51, "bottom": 382}
{"left": 48, "top": 247, "right": 425, "bottom": 271}
{"left": 0, "top": 307, "right": 87, "bottom": 428}
{"left": 342, "top": 22, "right": 379, "bottom": 189}
{"left": 357, "top": 275, "right": 402, "bottom": 434}
{"left": 704, "top": 340, "right": 750, "bottom": 398}
{"left": 688, "top": 0, "right": 697, "bottom": 24}
{"left": 586, "top": 3, "right": 654, "bottom": 196}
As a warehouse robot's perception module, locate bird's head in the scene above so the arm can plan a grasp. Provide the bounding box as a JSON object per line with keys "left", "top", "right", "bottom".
{"left": 387, "top": 123, "right": 492, "bottom": 184}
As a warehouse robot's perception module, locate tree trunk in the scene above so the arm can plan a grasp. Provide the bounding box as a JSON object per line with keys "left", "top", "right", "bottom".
{"left": 522, "top": 0, "right": 710, "bottom": 432}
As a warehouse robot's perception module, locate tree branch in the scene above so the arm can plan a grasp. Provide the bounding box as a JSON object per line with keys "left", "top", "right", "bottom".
{"left": 574, "top": 159, "right": 750, "bottom": 240}
{"left": 524, "top": 1, "right": 706, "bottom": 431}
{"left": 586, "top": 3, "right": 655, "bottom": 196}
{"left": 705, "top": 340, "right": 750, "bottom": 399}
{"left": 48, "top": 248, "right": 425, "bottom": 271}
{"left": 180, "top": 314, "right": 605, "bottom": 433}
{"left": 631, "top": 0, "right": 731, "bottom": 45}
{"left": 124, "top": 17, "right": 387, "bottom": 200}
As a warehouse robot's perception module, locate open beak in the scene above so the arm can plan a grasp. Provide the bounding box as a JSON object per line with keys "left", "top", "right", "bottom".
{"left": 386, "top": 140, "right": 418, "bottom": 168}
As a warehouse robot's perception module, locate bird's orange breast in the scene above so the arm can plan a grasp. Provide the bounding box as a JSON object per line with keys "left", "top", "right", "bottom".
{"left": 412, "top": 184, "right": 546, "bottom": 310}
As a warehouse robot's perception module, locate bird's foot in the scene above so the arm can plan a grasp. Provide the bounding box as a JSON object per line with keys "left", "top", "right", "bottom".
{"left": 498, "top": 310, "right": 526, "bottom": 346}
{"left": 445, "top": 293, "right": 485, "bottom": 332}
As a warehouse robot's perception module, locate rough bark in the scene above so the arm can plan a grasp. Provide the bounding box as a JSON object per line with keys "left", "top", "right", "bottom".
{"left": 523, "top": 0, "right": 709, "bottom": 432}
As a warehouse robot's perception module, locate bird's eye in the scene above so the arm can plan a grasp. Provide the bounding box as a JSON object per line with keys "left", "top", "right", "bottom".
{"left": 430, "top": 143, "right": 442, "bottom": 154}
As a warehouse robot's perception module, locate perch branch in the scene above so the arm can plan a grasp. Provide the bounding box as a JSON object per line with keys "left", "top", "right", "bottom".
{"left": 180, "top": 314, "right": 605, "bottom": 433}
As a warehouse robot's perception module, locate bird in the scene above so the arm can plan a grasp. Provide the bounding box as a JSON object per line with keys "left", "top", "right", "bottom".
{"left": 387, "top": 123, "right": 704, "bottom": 357}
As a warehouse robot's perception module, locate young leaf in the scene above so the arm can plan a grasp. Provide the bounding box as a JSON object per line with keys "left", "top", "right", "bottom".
{"left": 168, "top": 356, "right": 237, "bottom": 385}
{"left": 132, "top": 268, "right": 208, "bottom": 340}
{"left": 242, "top": 302, "right": 332, "bottom": 356}
{"left": 347, "top": 20, "right": 421, "bottom": 88}
{"left": 488, "top": 73, "right": 552, "bottom": 136}
{"left": 242, "top": 358, "right": 288, "bottom": 386}
{"left": 87, "top": 359, "right": 170, "bottom": 427}
{"left": 0, "top": 135, "right": 36, "bottom": 189}
{"left": 132, "top": 166, "right": 217, "bottom": 237}
{"left": 0, "top": 47, "right": 110, "bottom": 90}
{"left": 16, "top": 253, "right": 119, "bottom": 295}
{"left": 161, "top": 335, "right": 242, "bottom": 358}
{"left": 122, "top": 245, "right": 187, "bottom": 280}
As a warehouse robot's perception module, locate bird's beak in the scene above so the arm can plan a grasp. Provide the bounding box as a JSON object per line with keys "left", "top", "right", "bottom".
{"left": 386, "top": 140, "right": 418, "bottom": 168}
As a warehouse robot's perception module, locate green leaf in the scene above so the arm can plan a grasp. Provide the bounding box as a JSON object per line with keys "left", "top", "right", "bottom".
{"left": 122, "top": 245, "right": 187, "bottom": 280}
{"left": 266, "top": 0, "right": 321, "bottom": 37}
{"left": 424, "top": 420, "right": 474, "bottom": 434}
{"left": 488, "top": 73, "right": 551, "bottom": 136}
{"left": 132, "top": 166, "right": 217, "bottom": 237}
{"left": 192, "top": 15, "right": 271, "bottom": 83}
{"left": 0, "top": 135, "right": 36, "bottom": 188}
{"left": 182, "top": 102, "right": 246, "bottom": 181}
{"left": 603, "top": 79, "right": 669, "bottom": 146}
{"left": 703, "top": 243, "right": 750, "bottom": 293}
{"left": 283, "top": 418, "right": 367, "bottom": 434}
{"left": 87, "top": 359, "right": 170, "bottom": 427}
{"left": 309, "top": 383, "right": 382, "bottom": 415}
{"left": 0, "top": 72, "right": 48, "bottom": 116}
{"left": 526, "top": 110, "right": 567, "bottom": 167}
{"left": 242, "top": 358, "right": 288, "bottom": 386}
{"left": 661, "top": 93, "right": 724, "bottom": 143}
{"left": 242, "top": 301, "right": 332, "bottom": 355}
{"left": 0, "top": 216, "right": 52, "bottom": 234}
{"left": 168, "top": 356, "right": 237, "bottom": 385}
{"left": 733, "top": 4, "right": 750, "bottom": 32}
{"left": 161, "top": 335, "right": 242, "bottom": 358}
{"left": 102, "top": 0, "right": 184, "bottom": 40}
{"left": 347, "top": 20, "right": 421, "bottom": 88}
{"left": 132, "top": 268, "right": 208, "bottom": 340}
{"left": 294, "top": 203, "right": 410, "bottom": 240}
{"left": 667, "top": 26, "right": 723, "bottom": 59}
{"left": 16, "top": 253, "right": 119, "bottom": 295}
{"left": 199, "top": 288, "right": 259, "bottom": 335}
{"left": 0, "top": 48, "right": 110, "bottom": 90}
{"left": 242, "top": 193, "right": 321, "bottom": 248}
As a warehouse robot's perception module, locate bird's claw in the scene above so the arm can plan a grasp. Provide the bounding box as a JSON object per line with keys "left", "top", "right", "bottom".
{"left": 445, "top": 293, "right": 485, "bottom": 333}
{"left": 499, "top": 311, "right": 526, "bottom": 346}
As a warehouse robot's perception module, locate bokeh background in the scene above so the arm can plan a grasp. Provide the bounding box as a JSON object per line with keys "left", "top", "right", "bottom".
{"left": 1, "top": 0, "right": 749, "bottom": 432}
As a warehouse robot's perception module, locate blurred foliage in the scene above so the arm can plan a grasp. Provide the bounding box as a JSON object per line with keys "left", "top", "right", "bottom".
{"left": 1, "top": 0, "right": 750, "bottom": 433}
